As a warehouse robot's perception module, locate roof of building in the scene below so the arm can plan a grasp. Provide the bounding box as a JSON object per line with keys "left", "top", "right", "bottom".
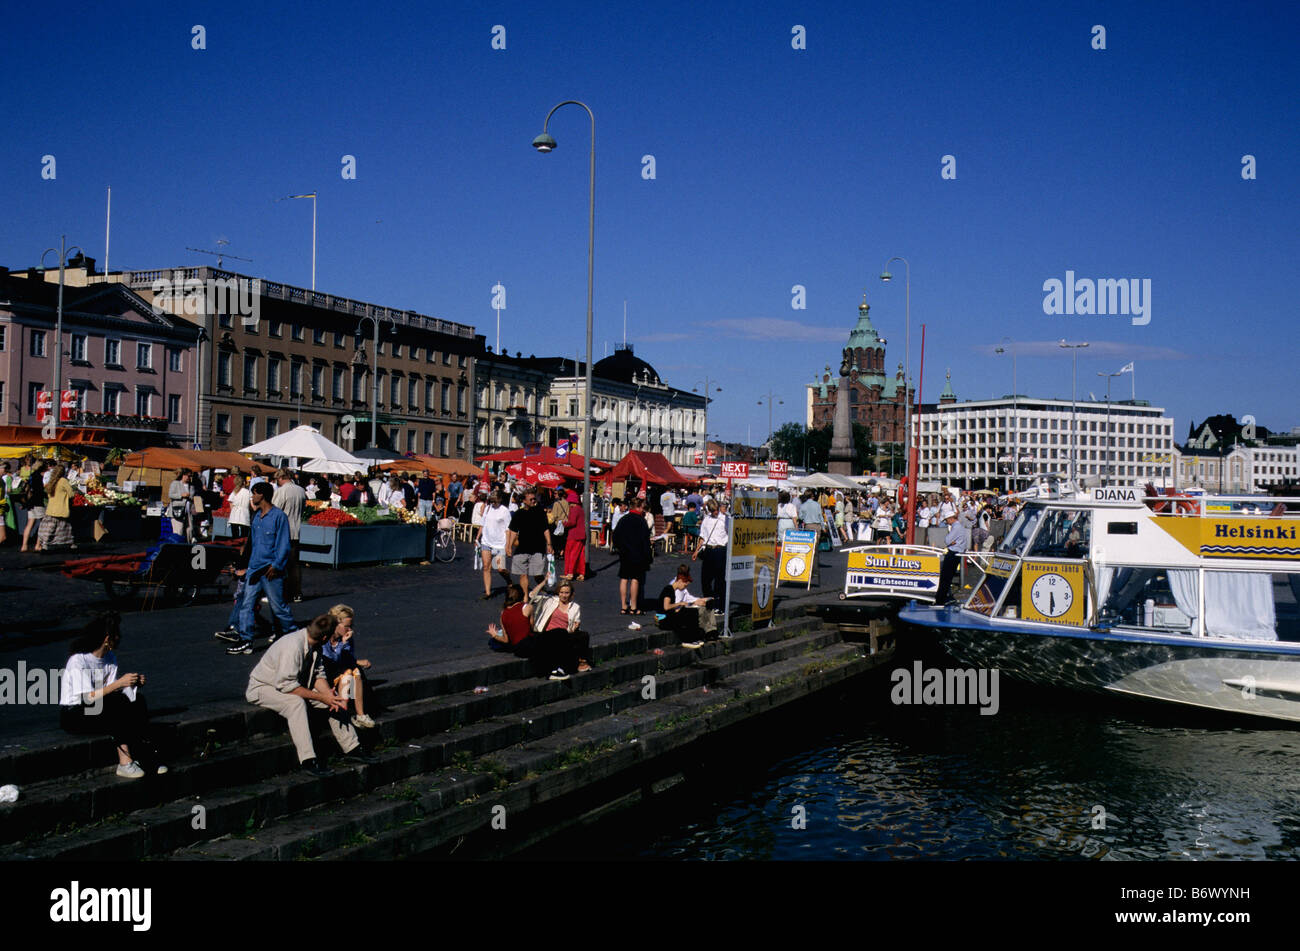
{"left": 846, "top": 297, "right": 883, "bottom": 352}
{"left": 592, "top": 345, "right": 660, "bottom": 385}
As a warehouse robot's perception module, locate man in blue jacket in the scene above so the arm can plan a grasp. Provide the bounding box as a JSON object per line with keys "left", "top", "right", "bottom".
{"left": 228, "top": 481, "right": 298, "bottom": 655}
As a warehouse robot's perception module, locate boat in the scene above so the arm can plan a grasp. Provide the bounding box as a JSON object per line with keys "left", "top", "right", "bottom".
{"left": 899, "top": 486, "right": 1300, "bottom": 722}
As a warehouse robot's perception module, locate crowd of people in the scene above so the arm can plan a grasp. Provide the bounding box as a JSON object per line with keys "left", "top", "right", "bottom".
{"left": 0, "top": 454, "right": 101, "bottom": 552}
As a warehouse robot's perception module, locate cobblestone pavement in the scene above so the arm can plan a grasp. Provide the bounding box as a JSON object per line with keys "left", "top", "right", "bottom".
{"left": 0, "top": 537, "right": 847, "bottom": 741}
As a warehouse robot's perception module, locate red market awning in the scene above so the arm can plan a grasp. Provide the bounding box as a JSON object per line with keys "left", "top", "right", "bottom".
{"left": 599, "top": 450, "right": 694, "bottom": 487}
{"left": 506, "top": 461, "right": 573, "bottom": 487}
{"left": 477, "top": 447, "right": 609, "bottom": 471}
{"left": 0, "top": 425, "right": 110, "bottom": 447}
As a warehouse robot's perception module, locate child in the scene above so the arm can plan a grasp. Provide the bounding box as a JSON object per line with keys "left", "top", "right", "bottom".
{"left": 322, "top": 603, "right": 376, "bottom": 729}
{"left": 681, "top": 501, "right": 701, "bottom": 554}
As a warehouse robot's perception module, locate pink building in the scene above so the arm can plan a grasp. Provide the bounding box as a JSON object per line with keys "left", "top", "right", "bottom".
{"left": 0, "top": 265, "right": 200, "bottom": 447}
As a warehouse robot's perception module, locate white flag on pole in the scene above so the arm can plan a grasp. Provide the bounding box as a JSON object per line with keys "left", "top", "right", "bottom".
{"left": 1118, "top": 362, "right": 1134, "bottom": 373}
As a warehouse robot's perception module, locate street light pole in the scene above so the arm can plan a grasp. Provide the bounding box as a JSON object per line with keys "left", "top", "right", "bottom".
{"left": 692, "top": 377, "right": 721, "bottom": 459}
{"left": 995, "top": 340, "right": 1017, "bottom": 492}
{"left": 880, "top": 256, "right": 911, "bottom": 477}
{"left": 533, "top": 100, "right": 595, "bottom": 522}
{"left": 1098, "top": 368, "right": 1123, "bottom": 486}
{"left": 41, "top": 237, "right": 84, "bottom": 434}
{"left": 356, "top": 314, "right": 395, "bottom": 449}
{"left": 1059, "top": 339, "right": 1089, "bottom": 488}
{"left": 277, "top": 193, "right": 317, "bottom": 290}
{"left": 757, "top": 389, "right": 784, "bottom": 460}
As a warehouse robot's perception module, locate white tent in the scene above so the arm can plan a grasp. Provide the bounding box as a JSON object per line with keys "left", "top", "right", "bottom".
{"left": 241, "top": 425, "right": 368, "bottom": 469}
{"left": 791, "top": 472, "right": 861, "bottom": 490}
{"left": 302, "top": 457, "right": 371, "bottom": 475}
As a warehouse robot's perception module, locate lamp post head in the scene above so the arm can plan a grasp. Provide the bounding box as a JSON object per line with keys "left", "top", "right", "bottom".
{"left": 995, "top": 347, "right": 1005, "bottom": 355}
{"left": 880, "top": 270, "right": 892, "bottom": 283}
{"left": 532, "top": 132, "right": 557, "bottom": 153}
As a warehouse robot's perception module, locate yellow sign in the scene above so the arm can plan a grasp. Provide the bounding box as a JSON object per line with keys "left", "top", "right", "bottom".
{"left": 1153, "top": 516, "right": 1300, "bottom": 561}
{"left": 846, "top": 550, "right": 941, "bottom": 575}
{"left": 752, "top": 554, "right": 775, "bottom": 624}
{"left": 778, "top": 529, "right": 817, "bottom": 585}
{"left": 729, "top": 490, "right": 778, "bottom": 580}
{"left": 843, "top": 549, "right": 942, "bottom": 598}
{"left": 1021, "top": 561, "right": 1086, "bottom": 626}
{"left": 986, "top": 555, "right": 1019, "bottom": 578}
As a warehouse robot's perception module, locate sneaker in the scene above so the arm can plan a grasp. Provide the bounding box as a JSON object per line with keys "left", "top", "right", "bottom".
{"left": 351, "top": 713, "right": 376, "bottom": 729}
{"left": 681, "top": 640, "right": 705, "bottom": 650}
{"left": 300, "top": 758, "right": 331, "bottom": 777}
{"left": 153, "top": 764, "right": 169, "bottom": 776}
{"left": 116, "top": 761, "right": 145, "bottom": 779}
{"left": 226, "top": 641, "right": 253, "bottom": 655}
{"left": 292, "top": 596, "right": 303, "bottom": 603}
{"left": 213, "top": 628, "right": 241, "bottom": 642}
{"left": 267, "top": 634, "right": 277, "bottom": 646}
{"left": 548, "top": 668, "right": 570, "bottom": 681}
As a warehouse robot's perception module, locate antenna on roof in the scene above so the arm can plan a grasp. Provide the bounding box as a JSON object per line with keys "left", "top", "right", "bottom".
{"left": 623, "top": 299, "right": 627, "bottom": 348}
{"left": 186, "top": 245, "right": 252, "bottom": 269}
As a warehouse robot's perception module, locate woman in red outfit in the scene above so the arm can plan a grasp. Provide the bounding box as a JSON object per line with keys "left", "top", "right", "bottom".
{"left": 562, "top": 488, "right": 586, "bottom": 581}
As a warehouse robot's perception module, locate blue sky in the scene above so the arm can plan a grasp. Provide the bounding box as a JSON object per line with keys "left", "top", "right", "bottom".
{"left": 3, "top": 0, "right": 1297, "bottom": 444}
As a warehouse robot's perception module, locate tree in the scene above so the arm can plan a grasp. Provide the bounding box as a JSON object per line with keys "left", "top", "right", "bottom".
{"left": 769, "top": 421, "right": 878, "bottom": 473}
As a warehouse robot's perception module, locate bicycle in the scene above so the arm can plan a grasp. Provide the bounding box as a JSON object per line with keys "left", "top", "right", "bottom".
{"left": 434, "top": 518, "right": 456, "bottom": 563}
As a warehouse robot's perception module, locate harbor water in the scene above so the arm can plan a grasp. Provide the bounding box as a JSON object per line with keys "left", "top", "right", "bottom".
{"left": 522, "top": 638, "right": 1300, "bottom": 861}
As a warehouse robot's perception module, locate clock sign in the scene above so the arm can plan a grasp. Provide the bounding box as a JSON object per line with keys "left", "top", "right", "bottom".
{"left": 1022, "top": 561, "right": 1085, "bottom": 625}
{"left": 1029, "top": 573, "right": 1072, "bottom": 617}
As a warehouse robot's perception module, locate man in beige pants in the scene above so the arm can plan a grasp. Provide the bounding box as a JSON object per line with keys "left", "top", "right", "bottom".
{"left": 245, "top": 614, "right": 375, "bottom": 776}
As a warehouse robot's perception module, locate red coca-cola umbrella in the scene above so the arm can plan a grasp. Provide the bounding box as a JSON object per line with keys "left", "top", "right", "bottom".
{"left": 506, "top": 461, "right": 567, "bottom": 487}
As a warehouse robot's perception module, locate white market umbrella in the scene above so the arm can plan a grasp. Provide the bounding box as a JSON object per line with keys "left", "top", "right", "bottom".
{"left": 241, "top": 424, "right": 364, "bottom": 465}
{"left": 302, "top": 457, "right": 372, "bottom": 476}
{"left": 792, "top": 472, "right": 861, "bottom": 490}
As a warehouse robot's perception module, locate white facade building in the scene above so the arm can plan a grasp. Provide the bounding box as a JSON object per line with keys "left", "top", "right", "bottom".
{"left": 1174, "top": 445, "right": 1300, "bottom": 493}
{"left": 914, "top": 397, "right": 1176, "bottom": 488}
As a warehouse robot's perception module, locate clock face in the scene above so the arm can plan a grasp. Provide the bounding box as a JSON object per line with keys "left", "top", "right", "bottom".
{"left": 1030, "top": 573, "right": 1073, "bottom": 618}
{"left": 756, "top": 564, "right": 773, "bottom": 609}
{"left": 786, "top": 555, "right": 806, "bottom": 578}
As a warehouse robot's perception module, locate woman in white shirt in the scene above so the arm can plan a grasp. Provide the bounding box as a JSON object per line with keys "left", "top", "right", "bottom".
{"left": 60, "top": 614, "right": 166, "bottom": 779}
{"left": 227, "top": 474, "right": 253, "bottom": 538}
{"left": 776, "top": 491, "right": 798, "bottom": 538}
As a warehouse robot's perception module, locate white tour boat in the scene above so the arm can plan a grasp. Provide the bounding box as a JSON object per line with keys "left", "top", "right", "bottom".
{"left": 899, "top": 487, "right": 1300, "bottom": 722}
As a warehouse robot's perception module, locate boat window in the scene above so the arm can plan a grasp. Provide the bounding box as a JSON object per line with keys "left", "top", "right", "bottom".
{"left": 1097, "top": 567, "right": 1197, "bottom": 634}
{"left": 1201, "top": 571, "right": 1294, "bottom": 642}
{"left": 1107, "top": 522, "right": 1138, "bottom": 535}
{"left": 997, "top": 506, "right": 1042, "bottom": 557}
{"left": 1027, "top": 509, "right": 1090, "bottom": 559}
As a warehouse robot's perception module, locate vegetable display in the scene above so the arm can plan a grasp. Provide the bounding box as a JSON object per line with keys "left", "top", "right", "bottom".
{"left": 308, "top": 509, "right": 363, "bottom": 527}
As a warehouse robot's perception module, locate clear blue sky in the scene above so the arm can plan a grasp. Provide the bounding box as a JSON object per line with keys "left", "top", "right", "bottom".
{"left": 3, "top": 0, "right": 1297, "bottom": 444}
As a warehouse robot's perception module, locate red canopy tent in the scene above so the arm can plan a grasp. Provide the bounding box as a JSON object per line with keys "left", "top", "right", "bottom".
{"left": 477, "top": 447, "right": 610, "bottom": 471}
{"left": 599, "top": 450, "right": 693, "bottom": 487}
{"left": 506, "top": 461, "right": 574, "bottom": 488}
{"left": 0, "top": 424, "right": 110, "bottom": 447}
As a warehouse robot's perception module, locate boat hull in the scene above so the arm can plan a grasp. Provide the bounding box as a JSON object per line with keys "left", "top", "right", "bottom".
{"left": 900, "top": 605, "right": 1300, "bottom": 723}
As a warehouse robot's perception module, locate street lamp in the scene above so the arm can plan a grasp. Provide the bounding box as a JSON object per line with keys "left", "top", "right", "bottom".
{"left": 355, "top": 315, "right": 397, "bottom": 449}
{"left": 757, "top": 389, "right": 784, "bottom": 460}
{"left": 1097, "top": 368, "right": 1124, "bottom": 486}
{"left": 994, "top": 339, "right": 1017, "bottom": 492}
{"left": 40, "top": 237, "right": 84, "bottom": 434}
{"left": 692, "top": 377, "right": 721, "bottom": 458}
{"left": 1059, "top": 339, "right": 1089, "bottom": 487}
{"left": 276, "top": 193, "right": 317, "bottom": 290}
{"left": 533, "top": 100, "right": 595, "bottom": 518}
{"left": 880, "top": 257, "right": 911, "bottom": 472}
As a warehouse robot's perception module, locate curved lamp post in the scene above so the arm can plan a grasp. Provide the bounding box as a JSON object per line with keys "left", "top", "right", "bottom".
{"left": 1059, "top": 339, "right": 1089, "bottom": 487}
{"left": 355, "top": 314, "right": 397, "bottom": 449}
{"left": 533, "top": 100, "right": 595, "bottom": 520}
{"left": 40, "top": 237, "right": 84, "bottom": 433}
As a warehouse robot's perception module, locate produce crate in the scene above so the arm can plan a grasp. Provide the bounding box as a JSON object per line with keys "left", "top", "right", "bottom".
{"left": 298, "top": 523, "right": 426, "bottom": 567}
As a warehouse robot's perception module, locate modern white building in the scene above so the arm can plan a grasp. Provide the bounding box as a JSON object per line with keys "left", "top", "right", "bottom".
{"left": 913, "top": 396, "right": 1176, "bottom": 489}
{"left": 1174, "top": 444, "right": 1300, "bottom": 493}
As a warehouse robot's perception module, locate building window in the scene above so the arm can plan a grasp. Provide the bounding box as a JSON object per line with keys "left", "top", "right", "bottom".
{"left": 242, "top": 416, "right": 256, "bottom": 445}
{"left": 313, "top": 329, "right": 325, "bottom": 345}
{"left": 291, "top": 324, "right": 303, "bottom": 341}
{"left": 332, "top": 367, "right": 345, "bottom": 400}
{"left": 218, "top": 313, "right": 232, "bottom": 329}
{"left": 266, "top": 417, "right": 280, "bottom": 438}
{"left": 28, "top": 382, "right": 44, "bottom": 416}
{"left": 458, "top": 355, "right": 467, "bottom": 368}
{"left": 102, "top": 387, "right": 120, "bottom": 415}
{"left": 30, "top": 329, "right": 47, "bottom": 357}
{"left": 408, "top": 378, "right": 418, "bottom": 409}
{"left": 443, "top": 351, "right": 452, "bottom": 365}
{"left": 268, "top": 320, "right": 282, "bottom": 338}
{"left": 334, "top": 332, "right": 345, "bottom": 349}
{"left": 426, "top": 381, "right": 436, "bottom": 409}
{"left": 353, "top": 371, "right": 365, "bottom": 402}
{"left": 406, "top": 430, "right": 415, "bottom": 453}
{"left": 410, "top": 346, "right": 421, "bottom": 362}
{"left": 312, "top": 365, "right": 324, "bottom": 398}
{"left": 427, "top": 349, "right": 437, "bottom": 364}
{"left": 168, "top": 348, "right": 182, "bottom": 372}
{"left": 137, "top": 343, "right": 152, "bottom": 369}
{"left": 135, "top": 387, "right": 151, "bottom": 417}
{"left": 456, "top": 434, "right": 465, "bottom": 453}
{"left": 267, "top": 359, "right": 281, "bottom": 392}
{"left": 392, "top": 342, "right": 403, "bottom": 358}
{"left": 243, "top": 354, "right": 258, "bottom": 391}
{"left": 568, "top": 399, "right": 578, "bottom": 417}
{"left": 218, "top": 352, "right": 232, "bottom": 388}
{"left": 168, "top": 394, "right": 182, "bottom": 423}
{"left": 0, "top": 326, "right": 5, "bottom": 350}
{"left": 440, "top": 432, "right": 449, "bottom": 455}
{"left": 424, "top": 431, "right": 433, "bottom": 454}
{"left": 70, "top": 334, "right": 87, "bottom": 362}
{"left": 458, "top": 387, "right": 466, "bottom": 413}
{"left": 441, "top": 382, "right": 451, "bottom": 413}
{"left": 392, "top": 376, "right": 403, "bottom": 409}
{"left": 549, "top": 400, "right": 558, "bottom": 417}
{"left": 105, "top": 339, "right": 121, "bottom": 366}
{"left": 216, "top": 413, "right": 231, "bottom": 435}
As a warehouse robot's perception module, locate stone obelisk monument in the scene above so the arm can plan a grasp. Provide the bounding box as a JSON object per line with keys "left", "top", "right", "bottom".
{"left": 827, "top": 344, "right": 855, "bottom": 475}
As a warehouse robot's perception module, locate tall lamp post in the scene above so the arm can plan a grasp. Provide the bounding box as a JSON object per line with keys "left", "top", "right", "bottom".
{"left": 355, "top": 314, "right": 396, "bottom": 449}
{"left": 1059, "top": 339, "right": 1089, "bottom": 487}
{"left": 40, "top": 237, "right": 84, "bottom": 433}
{"left": 276, "top": 192, "right": 317, "bottom": 290}
{"left": 880, "top": 257, "right": 911, "bottom": 475}
{"left": 1097, "top": 368, "right": 1123, "bottom": 486}
{"left": 757, "top": 390, "right": 784, "bottom": 460}
{"left": 994, "top": 339, "right": 1017, "bottom": 492}
{"left": 533, "top": 100, "right": 596, "bottom": 519}
{"left": 692, "top": 377, "right": 721, "bottom": 460}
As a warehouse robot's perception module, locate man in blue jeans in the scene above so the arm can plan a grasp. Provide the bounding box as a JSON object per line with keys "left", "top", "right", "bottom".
{"left": 228, "top": 482, "right": 297, "bottom": 656}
